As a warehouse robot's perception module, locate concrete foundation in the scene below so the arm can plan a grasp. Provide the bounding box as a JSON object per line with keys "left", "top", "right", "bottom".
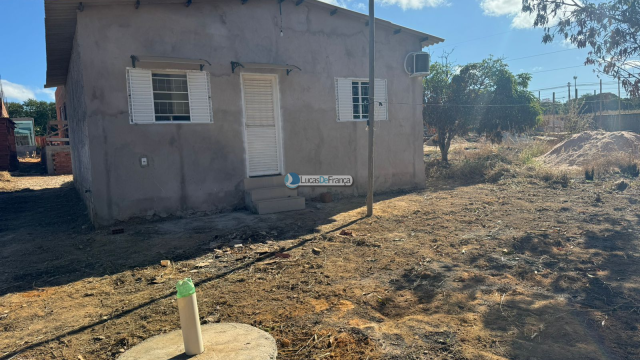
{"left": 118, "top": 323, "right": 277, "bottom": 360}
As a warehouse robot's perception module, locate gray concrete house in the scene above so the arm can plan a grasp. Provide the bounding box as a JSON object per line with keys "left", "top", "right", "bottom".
{"left": 43, "top": 0, "right": 443, "bottom": 226}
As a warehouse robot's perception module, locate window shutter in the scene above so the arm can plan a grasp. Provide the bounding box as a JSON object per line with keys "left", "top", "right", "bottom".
{"left": 335, "top": 78, "right": 353, "bottom": 122}
{"left": 374, "top": 79, "right": 388, "bottom": 121}
{"left": 187, "top": 72, "right": 213, "bottom": 123}
{"left": 126, "top": 68, "right": 154, "bottom": 123}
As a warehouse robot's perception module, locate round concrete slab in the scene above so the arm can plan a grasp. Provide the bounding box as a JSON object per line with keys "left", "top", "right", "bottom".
{"left": 118, "top": 323, "right": 277, "bottom": 360}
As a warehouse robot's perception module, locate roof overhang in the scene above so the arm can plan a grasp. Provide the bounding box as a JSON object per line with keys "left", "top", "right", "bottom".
{"left": 44, "top": 0, "right": 444, "bottom": 88}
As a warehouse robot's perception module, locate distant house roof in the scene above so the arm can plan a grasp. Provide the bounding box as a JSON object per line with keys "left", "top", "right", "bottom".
{"left": 43, "top": 0, "right": 444, "bottom": 88}
{"left": 1, "top": 98, "right": 8, "bottom": 118}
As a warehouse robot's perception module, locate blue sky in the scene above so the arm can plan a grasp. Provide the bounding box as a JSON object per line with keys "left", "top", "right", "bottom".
{"left": 0, "top": 0, "right": 627, "bottom": 104}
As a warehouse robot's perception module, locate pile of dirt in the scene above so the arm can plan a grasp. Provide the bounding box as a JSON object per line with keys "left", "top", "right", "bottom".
{"left": 538, "top": 130, "right": 640, "bottom": 168}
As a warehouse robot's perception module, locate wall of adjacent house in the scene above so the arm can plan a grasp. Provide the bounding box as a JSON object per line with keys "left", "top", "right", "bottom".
{"left": 595, "top": 113, "right": 640, "bottom": 133}
{"left": 74, "top": 0, "right": 426, "bottom": 225}
{"left": 65, "top": 36, "right": 95, "bottom": 220}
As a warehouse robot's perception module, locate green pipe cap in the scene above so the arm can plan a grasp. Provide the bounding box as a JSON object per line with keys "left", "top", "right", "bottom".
{"left": 176, "top": 278, "right": 196, "bottom": 299}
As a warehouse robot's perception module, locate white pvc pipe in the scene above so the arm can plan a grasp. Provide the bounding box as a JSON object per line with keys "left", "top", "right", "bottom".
{"left": 177, "top": 292, "right": 204, "bottom": 355}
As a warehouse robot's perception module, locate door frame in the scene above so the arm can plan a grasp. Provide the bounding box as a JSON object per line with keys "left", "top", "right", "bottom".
{"left": 240, "top": 73, "right": 284, "bottom": 177}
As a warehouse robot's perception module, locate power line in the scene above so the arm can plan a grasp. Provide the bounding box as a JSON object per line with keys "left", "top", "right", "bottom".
{"left": 531, "top": 65, "right": 586, "bottom": 74}
{"left": 506, "top": 48, "right": 579, "bottom": 62}
{"left": 429, "top": 30, "right": 514, "bottom": 49}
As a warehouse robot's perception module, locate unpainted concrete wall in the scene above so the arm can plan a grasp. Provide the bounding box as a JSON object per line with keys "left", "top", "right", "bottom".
{"left": 65, "top": 35, "right": 95, "bottom": 219}
{"left": 73, "top": 0, "right": 426, "bottom": 225}
{"left": 596, "top": 113, "right": 640, "bottom": 133}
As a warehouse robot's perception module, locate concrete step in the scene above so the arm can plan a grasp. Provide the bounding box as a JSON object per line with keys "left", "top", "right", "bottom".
{"left": 246, "top": 186, "right": 297, "bottom": 203}
{"left": 243, "top": 175, "right": 285, "bottom": 191}
{"left": 254, "top": 196, "right": 305, "bottom": 215}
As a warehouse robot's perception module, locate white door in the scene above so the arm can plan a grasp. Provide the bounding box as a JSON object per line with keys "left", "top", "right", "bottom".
{"left": 241, "top": 74, "right": 282, "bottom": 177}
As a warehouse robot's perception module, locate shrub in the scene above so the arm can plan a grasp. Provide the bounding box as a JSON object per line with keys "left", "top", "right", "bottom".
{"left": 620, "top": 162, "right": 640, "bottom": 178}
{"left": 582, "top": 153, "right": 640, "bottom": 180}
{"left": 615, "top": 180, "right": 630, "bottom": 191}
{"left": 425, "top": 146, "right": 512, "bottom": 185}
{"left": 533, "top": 168, "right": 570, "bottom": 188}
{"left": 584, "top": 167, "right": 595, "bottom": 181}
{"left": 519, "top": 141, "right": 553, "bottom": 165}
{"left": 564, "top": 100, "right": 595, "bottom": 134}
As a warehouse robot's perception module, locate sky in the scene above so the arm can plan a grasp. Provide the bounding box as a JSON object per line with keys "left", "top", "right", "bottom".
{"left": 0, "top": 0, "right": 628, "bottom": 104}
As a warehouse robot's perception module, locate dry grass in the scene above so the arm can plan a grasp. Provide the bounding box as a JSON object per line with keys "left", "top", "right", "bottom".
{"left": 425, "top": 144, "right": 513, "bottom": 184}
{"left": 529, "top": 167, "right": 572, "bottom": 188}
{"left": 425, "top": 140, "right": 567, "bottom": 186}
{"left": 0, "top": 171, "right": 11, "bottom": 182}
{"left": 0, "top": 173, "right": 73, "bottom": 192}
{"left": 581, "top": 152, "right": 640, "bottom": 180}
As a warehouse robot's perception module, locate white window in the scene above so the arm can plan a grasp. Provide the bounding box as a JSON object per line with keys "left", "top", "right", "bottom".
{"left": 335, "top": 78, "right": 388, "bottom": 122}
{"left": 126, "top": 68, "right": 213, "bottom": 124}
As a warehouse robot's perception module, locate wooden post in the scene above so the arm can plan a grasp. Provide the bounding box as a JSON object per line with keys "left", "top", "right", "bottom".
{"left": 366, "top": 0, "right": 375, "bottom": 217}
{"left": 552, "top": 92, "right": 555, "bottom": 132}
{"left": 599, "top": 79, "right": 603, "bottom": 127}
{"left": 618, "top": 78, "right": 621, "bottom": 129}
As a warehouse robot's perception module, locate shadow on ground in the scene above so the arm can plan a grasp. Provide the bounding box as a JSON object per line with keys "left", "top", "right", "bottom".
{"left": 488, "top": 216, "right": 640, "bottom": 359}
{"left": 0, "top": 178, "right": 410, "bottom": 297}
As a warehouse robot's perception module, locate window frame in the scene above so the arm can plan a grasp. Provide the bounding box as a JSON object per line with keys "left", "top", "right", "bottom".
{"left": 151, "top": 72, "right": 192, "bottom": 123}
{"left": 335, "top": 77, "right": 388, "bottom": 122}
{"left": 126, "top": 68, "right": 213, "bottom": 125}
{"left": 351, "top": 80, "right": 370, "bottom": 121}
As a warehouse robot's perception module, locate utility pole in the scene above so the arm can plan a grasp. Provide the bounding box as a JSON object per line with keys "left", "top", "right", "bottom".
{"left": 568, "top": 82, "right": 571, "bottom": 101}
{"left": 538, "top": 91, "right": 541, "bottom": 102}
{"left": 552, "top": 92, "right": 556, "bottom": 132}
{"left": 599, "top": 79, "right": 603, "bottom": 118}
{"left": 573, "top": 76, "right": 578, "bottom": 99}
{"left": 366, "top": 0, "right": 375, "bottom": 217}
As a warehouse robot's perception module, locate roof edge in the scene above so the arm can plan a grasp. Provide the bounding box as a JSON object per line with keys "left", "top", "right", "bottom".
{"left": 307, "top": 0, "right": 444, "bottom": 47}
{"left": 44, "top": 0, "right": 445, "bottom": 87}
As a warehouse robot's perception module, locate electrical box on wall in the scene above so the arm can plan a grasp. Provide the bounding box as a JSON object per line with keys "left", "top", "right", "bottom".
{"left": 404, "top": 52, "right": 430, "bottom": 77}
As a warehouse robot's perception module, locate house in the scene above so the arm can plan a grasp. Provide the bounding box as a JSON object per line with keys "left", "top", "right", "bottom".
{"left": 43, "top": 0, "right": 444, "bottom": 225}
{"left": 13, "top": 118, "right": 36, "bottom": 156}
{"left": 0, "top": 96, "right": 18, "bottom": 171}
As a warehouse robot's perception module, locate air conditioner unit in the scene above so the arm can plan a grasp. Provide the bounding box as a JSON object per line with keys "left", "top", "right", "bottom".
{"left": 404, "top": 52, "right": 430, "bottom": 77}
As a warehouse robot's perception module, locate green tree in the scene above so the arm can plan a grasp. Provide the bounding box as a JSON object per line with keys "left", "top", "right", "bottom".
{"left": 479, "top": 70, "right": 543, "bottom": 143}
{"left": 423, "top": 60, "right": 477, "bottom": 163}
{"left": 5, "top": 102, "right": 25, "bottom": 118}
{"left": 539, "top": 99, "right": 562, "bottom": 115}
{"left": 6, "top": 99, "right": 56, "bottom": 136}
{"left": 424, "top": 55, "right": 539, "bottom": 161}
{"left": 522, "top": 0, "right": 640, "bottom": 97}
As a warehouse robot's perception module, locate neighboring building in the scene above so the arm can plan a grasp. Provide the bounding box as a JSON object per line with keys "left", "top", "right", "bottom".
{"left": 0, "top": 96, "right": 18, "bottom": 171}
{"left": 13, "top": 118, "right": 36, "bottom": 156}
{"left": 43, "top": 0, "right": 443, "bottom": 225}
{"left": 55, "top": 86, "right": 68, "bottom": 123}
{"left": 0, "top": 118, "right": 18, "bottom": 172}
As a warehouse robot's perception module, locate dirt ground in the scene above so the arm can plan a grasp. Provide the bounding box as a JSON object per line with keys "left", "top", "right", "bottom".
{"left": 2, "top": 155, "right": 640, "bottom": 359}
